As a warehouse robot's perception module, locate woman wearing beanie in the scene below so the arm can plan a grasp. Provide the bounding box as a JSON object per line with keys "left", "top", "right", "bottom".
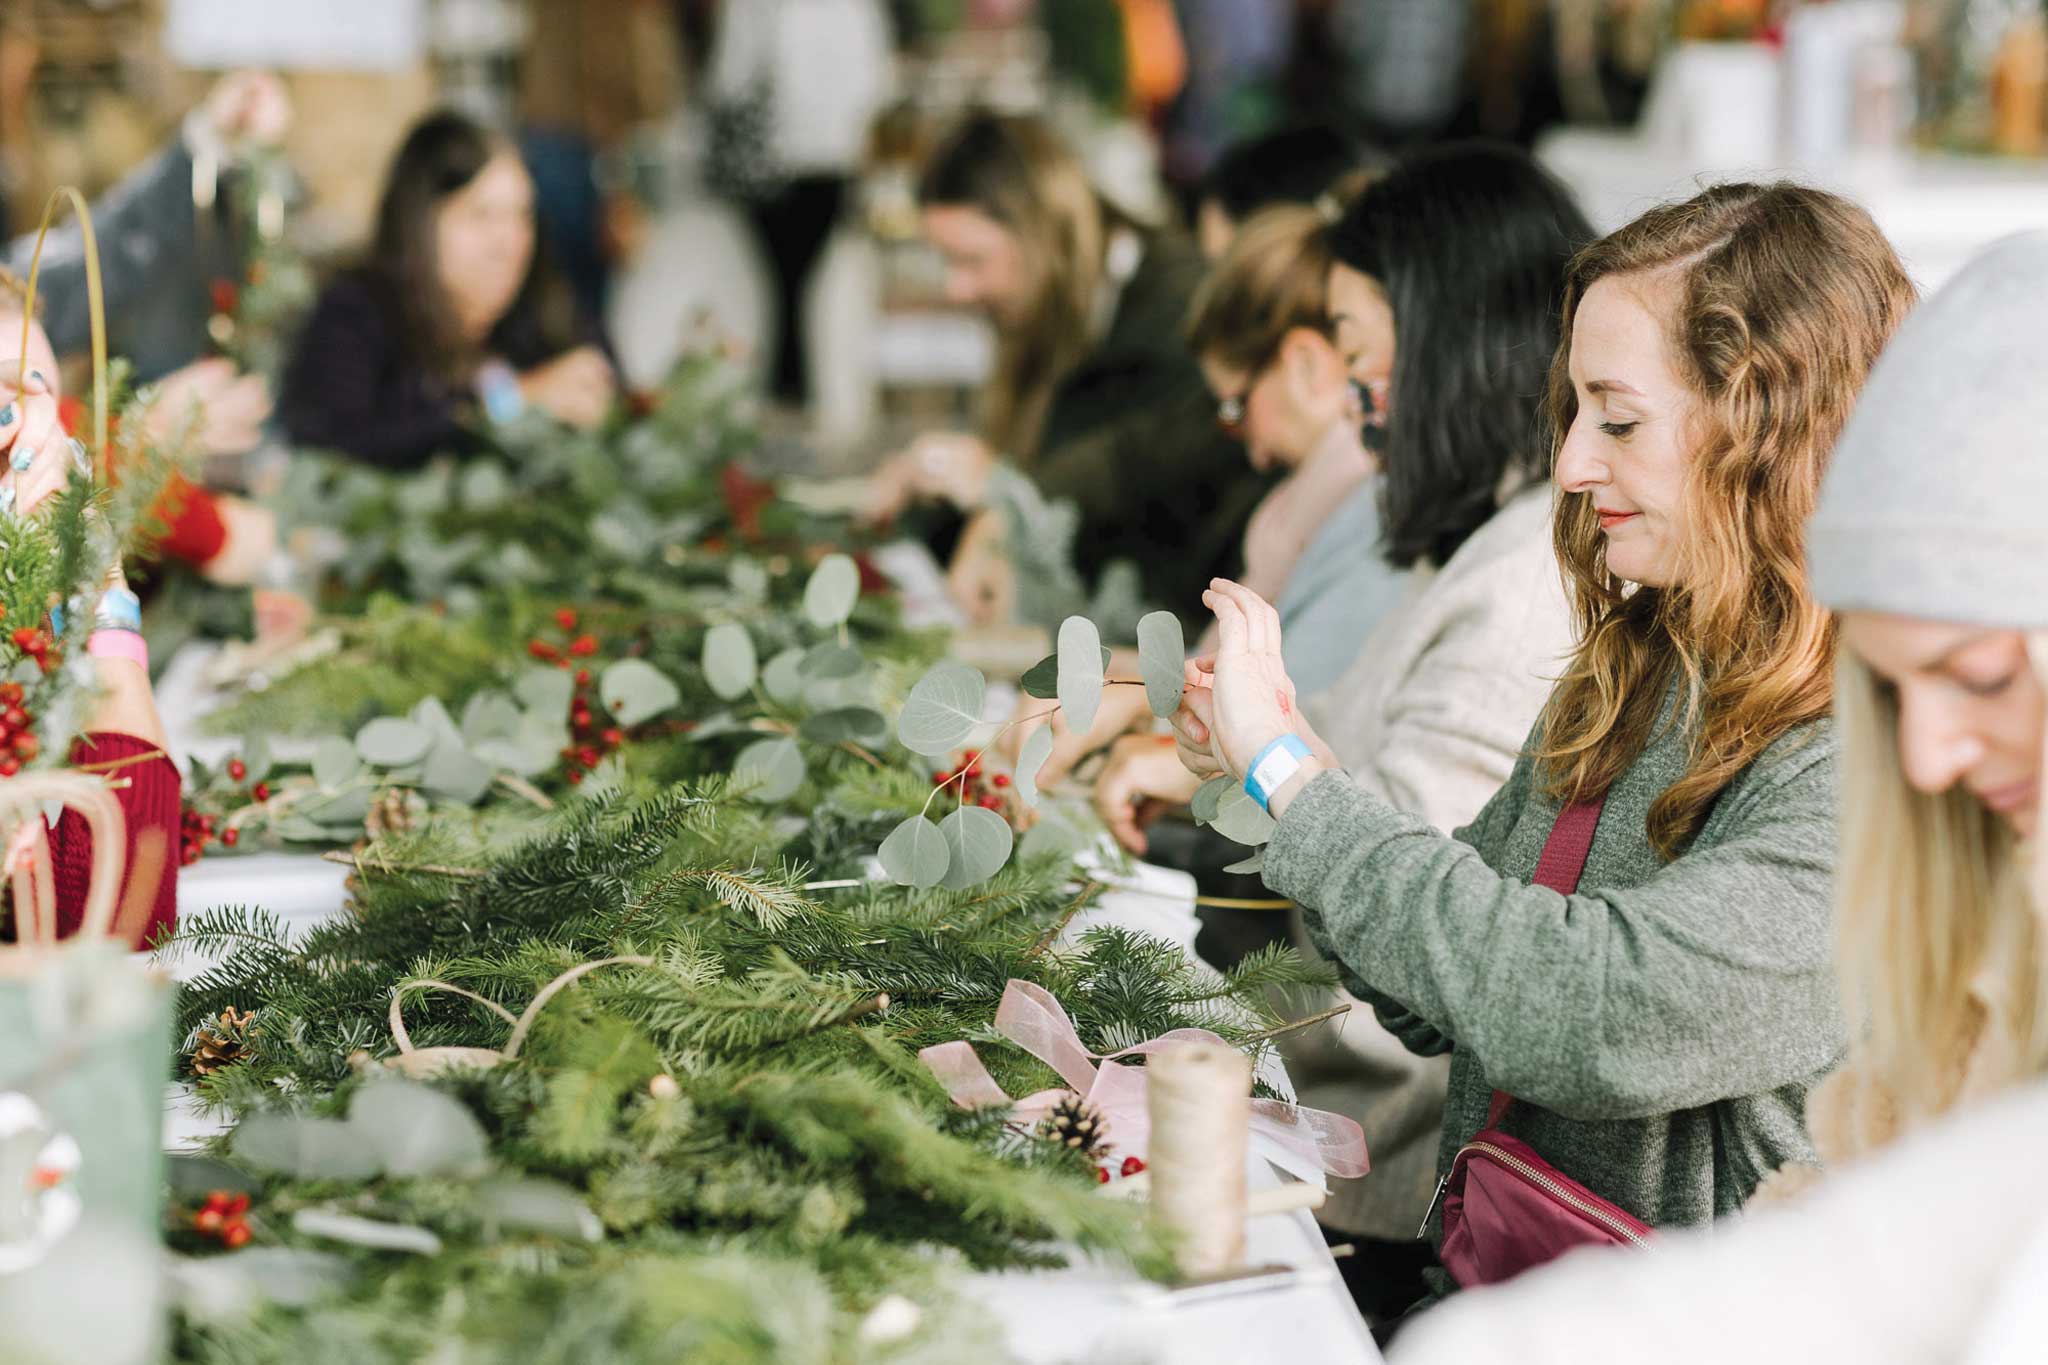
{"left": 1173, "top": 182, "right": 1916, "bottom": 1321}
{"left": 1387, "top": 229, "right": 2048, "bottom": 1365}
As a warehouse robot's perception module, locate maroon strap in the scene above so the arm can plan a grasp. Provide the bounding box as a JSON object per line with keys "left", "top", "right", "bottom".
{"left": 1490, "top": 796, "right": 1607, "bottom": 1127}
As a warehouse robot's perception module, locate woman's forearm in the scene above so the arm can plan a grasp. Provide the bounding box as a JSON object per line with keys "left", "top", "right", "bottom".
{"left": 85, "top": 656, "right": 167, "bottom": 750}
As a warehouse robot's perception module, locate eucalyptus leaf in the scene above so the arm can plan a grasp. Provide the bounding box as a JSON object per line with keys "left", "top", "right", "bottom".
{"left": 292, "top": 1210, "right": 443, "bottom": 1256}
{"left": 300, "top": 788, "right": 373, "bottom": 827}
{"left": 1016, "top": 724, "right": 1055, "bottom": 808}
{"left": 459, "top": 459, "right": 509, "bottom": 510}
{"left": 272, "top": 815, "right": 334, "bottom": 844}
{"left": 514, "top": 667, "right": 575, "bottom": 719}
{"left": 895, "top": 662, "right": 986, "bottom": 758}
{"left": 1019, "top": 809, "right": 1088, "bottom": 863}
{"left": 311, "top": 736, "right": 360, "bottom": 791}
{"left": 798, "top": 707, "right": 888, "bottom": 746}
{"left": 762, "top": 648, "right": 808, "bottom": 707}
{"left": 241, "top": 733, "right": 275, "bottom": 786}
{"left": 601, "top": 658, "right": 683, "bottom": 726}
{"left": 349, "top": 1079, "right": 490, "bottom": 1178}
{"left": 878, "top": 814, "right": 951, "bottom": 888}
{"left": 1210, "top": 783, "right": 1278, "bottom": 847}
{"left": 799, "top": 642, "right": 865, "bottom": 680}
{"left": 939, "top": 805, "right": 1014, "bottom": 889}
{"left": 1020, "top": 646, "right": 1110, "bottom": 700}
{"left": 476, "top": 1178, "right": 605, "bottom": 1243}
{"left": 701, "top": 623, "right": 758, "bottom": 701}
{"left": 356, "top": 718, "right": 434, "bottom": 768}
{"left": 232, "top": 1115, "right": 381, "bottom": 1181}
{"left": 1056, "top": 616, "right": 1103, "bottom": 734}
{"left": 727, "top": 556, "right": 769, "bottom": 603}
{"left": 1136, "top": 611, "right": 1186, "bottom": 718}
{"left": 410, "top": 695, "right": 461, "bottom": 745}
{"left": 731, "top": 736, "right": 805, "bottom": 803}
{"left": 1191, "top": 774, "right": 1233, "bottom": 825}
{"left": 421, "top": 738, "right": 495, "bottom": 805}
{"left": 802, "top": 553, "right": 861, "bottom": 629}
{"left": 1220, "top": 849, "right": 1267, "bottom": 876}
{"left": 461, "top": 691, "right": 523, "bottom": 745}
{"left": 227, "top": 1248, "right": 358, "bottom": 1308}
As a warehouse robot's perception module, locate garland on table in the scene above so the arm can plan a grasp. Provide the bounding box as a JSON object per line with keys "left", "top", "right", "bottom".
{"left": 146, "top": 361, "right": 1329, "bottom": 1357}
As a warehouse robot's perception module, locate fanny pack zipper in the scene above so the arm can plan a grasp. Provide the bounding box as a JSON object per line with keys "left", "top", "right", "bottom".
{"left": 1418, "top": 1140, "right": 1650, "bottom": 1247}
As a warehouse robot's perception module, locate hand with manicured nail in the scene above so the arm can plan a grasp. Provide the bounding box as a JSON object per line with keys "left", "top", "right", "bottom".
{"left": 0, "top": 350, "right": 67, "bottom": 520}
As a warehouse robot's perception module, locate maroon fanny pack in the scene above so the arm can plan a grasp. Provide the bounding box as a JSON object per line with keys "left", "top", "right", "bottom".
{"left": 1433, "top": 795, "right": 1655, "bottom": 1288}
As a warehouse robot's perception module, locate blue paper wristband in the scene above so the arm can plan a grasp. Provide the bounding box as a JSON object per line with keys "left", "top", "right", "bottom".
{"left": 1243, "top": 734, "right": 1313, "bottom": 812}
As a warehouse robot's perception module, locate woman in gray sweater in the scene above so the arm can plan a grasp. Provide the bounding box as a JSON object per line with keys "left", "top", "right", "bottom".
{"left": 1172, "top": 183, "right": 1917, "bottom": 1306}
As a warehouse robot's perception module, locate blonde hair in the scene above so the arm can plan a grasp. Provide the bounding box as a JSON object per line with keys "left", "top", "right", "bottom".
{"left": 918, "top": 113, "right": 1121, "bottom": 457}
{"left": 1537, "top": 184, "right": 1917, "bottom": 855}
{"left": 1833, "top": 635, "right": 2048, "bottom": 1128}
{"left": 1182, "top": 203, "right": 1337, "bottom": 373}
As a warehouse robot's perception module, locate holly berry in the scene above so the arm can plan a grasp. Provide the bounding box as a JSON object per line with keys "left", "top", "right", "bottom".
{"left": 1121, "top": 1156, "right": 1146, "bottom": 1177}
{"left": 11, "top": 626, "right": 43, "bottom": 654}
{"left": 0, "top": 681, "right": 21, "bottom": 705}
{"left": 227, "top": 759, "right": 247, "bottom": 782}
{"left": 221, "top": 1222, "right": 252, "bottom": 1249}
{"left": 0, "top": 757, "right": 21, "bottom": 778}
{"left": 252, "top": 782, "right": 272, "bottom": 803}
{"left": 2, "top": 706, "right": 27, "bottom": 730}
{"left": 978, "top": 795, "right": 1002, "bottom": 810}
{"left": 991, "top": 773, "right": 1011, "bottom": 788}
{"left": 193, "top": 1207, "right": 225, "bottom": 1233}
{"left": 577, "top": 746, "right": 602, "bottom": 770}
{"left": 11, "top": 732, "right": 36, "bottom": 760}
{"left": 1096, "top": 1166, "right": 1112, "bottom": 1184}
{"left": 600, "top": 728, "right": 624, "bottom": 748}
{"left": 554, "top": 607, "right": 579, "bottom": 631}
{"left": 224, "top": 1192, "right": 250, "bottom": 1217}
{"left": 566, "top": 770, "right": 584, "bottom": 786}
{"left": 569, "top": 634, "right": 599, "bottom": 658}
{"left": 574, "top": 668, "right": 592, "bottom": 687}
{"left": 220, "top": 828, "right": 239, "bottom": 848}
{"left": 527, "top": 639, "right": 560, "bottom": 661}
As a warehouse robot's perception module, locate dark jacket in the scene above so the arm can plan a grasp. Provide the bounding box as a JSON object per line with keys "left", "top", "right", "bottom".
{"left": 277, "top": 270, "right": 603, "bottom": 470}
{"left": 1027, "top": 232, "right": 1270, "bottom": 631}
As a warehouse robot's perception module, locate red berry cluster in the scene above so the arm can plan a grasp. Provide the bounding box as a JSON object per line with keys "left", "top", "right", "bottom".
{"left": 224, "top": 758, "right": 271, "bottom": 804}
{"left": 0, "top": 682, "right": 38, "bottom": 777}
{"left": 9, "top": 626, "right": 54, "bottom": 673}
{"left": 556, "top": 627, "right": 626, "bottom": 787}
{"left": 1094, "top": 1155, "right": 1147, "bottom": 1185}
{"left": 180, "top": 807, "right": 220, "bottom": 866}
{"left": 932, "top": 752, "right": 1014, "bottom": 817}
{"left": 527, "top": 606, "right": 600, "bottom": 666}
{"left": 192, "top": 1189, "right": 253, "bottom": 1249}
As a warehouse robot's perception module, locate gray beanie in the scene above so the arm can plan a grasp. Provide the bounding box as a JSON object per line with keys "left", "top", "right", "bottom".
{"left": 1808, "top": 230, "right": 2048, "bottom": 627}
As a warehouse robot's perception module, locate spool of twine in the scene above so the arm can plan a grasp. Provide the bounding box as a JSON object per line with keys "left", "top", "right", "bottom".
{"left": 1146, "top": 1040, "right": 1251, "bottom": 1279}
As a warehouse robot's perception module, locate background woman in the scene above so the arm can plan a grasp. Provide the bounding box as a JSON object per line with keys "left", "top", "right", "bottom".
{"left": 1096, "top": 145, "right": 1591, "bottom": 1308}
{"left": 280, "top": 110, "right": 615, "bottom": 469}
{"left": 1390, "top": 227, "right": 2048, "bottom": 1365}
{"left": 863, "top": 111, "right": 1268, "bottom": 631}
{"left": 1175, "top": 183, "right": 1915, "bottom": 1313}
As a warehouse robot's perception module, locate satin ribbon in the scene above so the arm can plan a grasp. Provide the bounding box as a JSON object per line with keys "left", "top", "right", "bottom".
{"left": 918, "top": 978, "right": 1368, "bottom": 1190}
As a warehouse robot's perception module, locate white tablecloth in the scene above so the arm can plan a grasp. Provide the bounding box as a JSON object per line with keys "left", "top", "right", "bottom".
{"left": 164, "top": 851, "right": 1377, "bottom": 1364}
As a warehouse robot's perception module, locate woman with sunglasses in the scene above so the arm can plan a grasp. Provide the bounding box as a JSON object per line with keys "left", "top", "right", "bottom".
{"left": 1078, "top": 145, "right": 1592, "bottom": 1305}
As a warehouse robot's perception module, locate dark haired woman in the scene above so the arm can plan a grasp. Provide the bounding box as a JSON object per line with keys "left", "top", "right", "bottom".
{"left": 1194, "top": 123, "right": 1377, "bottom": 261}
{"left": 1080, "top": 148, "right": 1589, "bottom": 1294}
{"left": 279, "top": 111, "right": 614, "bottom": 469}
{"left": 863, "top": 112, "right": 1266, "bottom": 632}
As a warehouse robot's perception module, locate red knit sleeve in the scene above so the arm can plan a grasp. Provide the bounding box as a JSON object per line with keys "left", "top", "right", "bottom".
{"left": 50, "top": 732, "right": 182, "bottom": 948}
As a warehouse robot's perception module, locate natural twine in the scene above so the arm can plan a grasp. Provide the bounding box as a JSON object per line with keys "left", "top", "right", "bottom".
{"left": 1146, "top": 1040, "right": 1251, "bottom": 1279}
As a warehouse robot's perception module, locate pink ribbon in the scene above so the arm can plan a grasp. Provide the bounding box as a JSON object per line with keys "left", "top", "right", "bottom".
{"left": 918, "top": 979, "right": 1368, "bottom": 1187}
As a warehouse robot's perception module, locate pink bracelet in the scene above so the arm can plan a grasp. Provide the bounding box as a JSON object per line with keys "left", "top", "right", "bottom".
{"left": 87, "top": 629, "right": 149, "bottom": 669}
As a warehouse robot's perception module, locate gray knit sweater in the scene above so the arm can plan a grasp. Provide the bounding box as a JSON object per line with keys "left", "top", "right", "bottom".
{"left": 1264, "top": 704, "right": 1845, "bottom": 1273}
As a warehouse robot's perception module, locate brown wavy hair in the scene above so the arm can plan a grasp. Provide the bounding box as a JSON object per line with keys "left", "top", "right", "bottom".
{"left": 1537, "top": 183, "right": 1916, "bottom": 856}
{"left": 919, "top": 113, "right": 1132, "bottom": 458}
{"left": 1181, "top": 203, "right": 1339, "bottom": 372}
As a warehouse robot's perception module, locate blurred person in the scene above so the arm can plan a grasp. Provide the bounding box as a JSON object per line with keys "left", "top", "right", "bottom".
{"left": 1085, "top": 151, "right": 1589, "bottom": 1316}
{"left": 1392, "top": 229, "right": 2048, "bottom": 1365}
{"left": 865, "top": 112, "right": 1265, "bottom": 631}
{"left": 0, "top": 293, "right": 178, "bottom": 948}
{"left": 1194, "top": 123, "right": 1374, "bottom": 260}
{"left": 279, "top": 111, "right": 617, "bottom": 470}
{"left": 1173, "top": 183, "right": 1914, "bottom": 1322}
{"left": 707, "top": 0, "right": 895, "bottom": 406}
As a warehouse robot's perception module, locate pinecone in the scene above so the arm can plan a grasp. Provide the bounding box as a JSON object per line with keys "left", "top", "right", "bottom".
{"left": 1038, "top": 1093, "right": 1109, "bottom": 1155}
{"left": 365, "top": 788, "right": 426, "bottom": 839}
{"left": 189, "top": 1006, "right": 258, "bottom": 1076}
